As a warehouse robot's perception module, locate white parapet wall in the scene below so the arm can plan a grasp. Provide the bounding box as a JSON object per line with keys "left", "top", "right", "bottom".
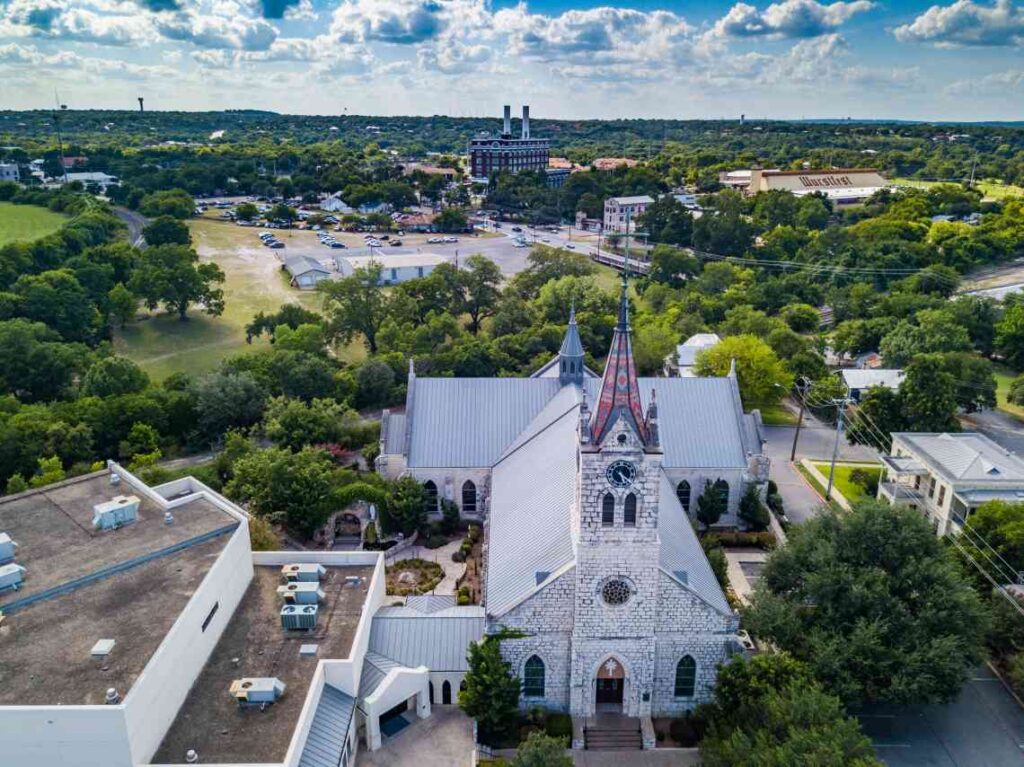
{"left": 0, "top": 705, "right": 134, "bottom": 767}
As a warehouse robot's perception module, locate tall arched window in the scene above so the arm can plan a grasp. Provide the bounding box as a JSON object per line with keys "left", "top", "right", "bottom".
{"left": 462, "top": 480, "right": 477, "bottom": 514}
{"left": 624, "top": 493, "right": 637, "bottom": 527}
{"left": 423, "top": 480, "right": 438, "bottom": 513}
{"left": 676, "top": 480, "right": 691, "bottom": 513}
{"left": 442, "top": 680, "right": 452, "bottom": 705}
{"left": 602, "top": 493, "right": 615, "bottom": 527}
{"left": 524, "top": 655, "right": 545, "bottom": 697}
{"left": 713, "top": 479, "right": 730, "bottom": 509}
{"left": 675, "top": 655, "right": 696, "bottom": 697}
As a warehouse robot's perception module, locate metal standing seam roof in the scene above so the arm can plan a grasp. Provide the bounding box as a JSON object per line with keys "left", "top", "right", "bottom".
{"left": 359, "top": 651, "right": 405, "bottom": 699}
{"left": 368, "top": 608, "right": 486, "bottom": 671}
{"left": 407, "top": 378, "right": 562, "bottom": 467}
{"left": 895, "top": 432, "right": 1024, "bottom": 483}
{"left": 486, "top": 405, "right": 580, "bottom": 617}
{"left": 297, "top": 684, "right": 356, "bottom": 767}
{"left": 381, "top": 412, "right": 406, "bottom": 455}
{"left": 841, "top": 368, "right": 905, "bottom": 391}
{"left": 284, "top": 254, "right": 330, "bottom": 277}
{"left": 404, "top": 594, "right": 457, "bottom": 613}
{"left": 657, "top": 473, "right": 733, "bottom": 616}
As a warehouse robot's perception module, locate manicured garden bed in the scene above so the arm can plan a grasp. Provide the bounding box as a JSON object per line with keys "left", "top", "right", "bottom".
{"left": 385, "top": 558, "right": 444, "bottom": 595}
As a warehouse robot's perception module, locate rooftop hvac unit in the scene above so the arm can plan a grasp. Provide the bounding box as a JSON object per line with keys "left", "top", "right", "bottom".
{"left": 230, "top": 677, "right": 286, "bottom": 708}
{"left": 0, "top": 532, "right": 17, "bottom": 565}
{"left": 0, "top": 563, "right": 26, "bottom": 592}
{"left": 281, "top": 563, "right": 326, "bottom": 583}
{"left": 277, "top": 582, "right": 324, "bottom": 605}
{"left": 280, "top": 603, "right": 318, "bottom": 630}
{"left": 92, "top": 495, "right": 140, "bottom": 531}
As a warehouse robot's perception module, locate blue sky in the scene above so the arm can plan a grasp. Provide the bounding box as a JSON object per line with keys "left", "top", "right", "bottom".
{"left": 0, "top": 0, "right": 1021, "bottom": 120}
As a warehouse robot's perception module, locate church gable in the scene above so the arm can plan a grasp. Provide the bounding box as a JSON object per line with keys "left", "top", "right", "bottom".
{"left": 494, "top": 568, "right": 576, "bottom": 634}
{"left": 656, "top": 572, "right": 736, "bottom": 634}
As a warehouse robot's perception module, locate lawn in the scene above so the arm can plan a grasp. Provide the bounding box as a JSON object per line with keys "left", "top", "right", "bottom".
{"left": 809, "top": 462, "right": 881, "bottom": 503}
{"left": 0, "top": 201, "right": 67, "bottom": 246}
{"left": 892, "top": 177, "right": 1024, "bottom": 201}
{"left": 994, "top": 364, "right": 1024, "bottom": 422}
{"left": 760, "top": 402, "right": 799, "bottom": 426}
{"left": 115, "top": 217, "right": 365, "bottom": 381}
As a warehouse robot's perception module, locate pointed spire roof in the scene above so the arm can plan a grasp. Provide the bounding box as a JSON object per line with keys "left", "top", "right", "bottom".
{"left": 590, "top": 273, "right": 649, "bottom": 446}
{"left": 559, "top": 302, "right": 584, "bottom": 358}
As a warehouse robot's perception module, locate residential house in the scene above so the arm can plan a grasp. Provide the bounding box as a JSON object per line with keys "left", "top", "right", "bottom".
{"left": 879, "top": 432, "right": 1024, "bottom": 536}
{"left": 335, "top": 253, "right": 447, "bottom": 284}
{"left": 283, "top": 254, "right": 331, "bottom": 289}
{"left": 840, "top": 368, "right": 905, "bottom": 402}
{"left": 666, "top": 333, "right": 721, "bottom": 377}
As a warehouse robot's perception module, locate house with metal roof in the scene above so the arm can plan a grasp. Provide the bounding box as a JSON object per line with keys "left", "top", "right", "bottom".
{"left": 284, "top": 255, "right": 331, "bottom": 289}
{"left": 375, "top": 273, "right": 767, "bottom": 734}
{"left": 879, "top": 432, "right": 1024, "bottom": 536}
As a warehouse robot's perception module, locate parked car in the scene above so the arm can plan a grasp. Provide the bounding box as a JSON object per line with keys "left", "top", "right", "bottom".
{"left": 390, "top": 240, "right": 402, "bottom": 247}
{"left": 565, "top": 243, "right": 576, "bottom": 249}
{"left": 511, "top": 226, "right": 522, "bottom": 232}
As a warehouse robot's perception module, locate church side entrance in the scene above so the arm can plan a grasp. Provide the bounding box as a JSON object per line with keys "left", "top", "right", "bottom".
{"left": 595, "top": 658, "right": 625, "bottom": 713}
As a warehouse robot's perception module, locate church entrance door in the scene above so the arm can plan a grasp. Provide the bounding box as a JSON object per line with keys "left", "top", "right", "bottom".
{"left": 595, "top": 657, "right": 625, "bottom": 713}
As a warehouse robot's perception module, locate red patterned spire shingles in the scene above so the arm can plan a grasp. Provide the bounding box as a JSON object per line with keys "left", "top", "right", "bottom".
{"left": 590, "top": 287, "right": 648, "bottom": 446}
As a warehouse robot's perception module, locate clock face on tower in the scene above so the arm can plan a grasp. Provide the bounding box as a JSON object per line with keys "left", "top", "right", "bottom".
{"left": 606, "top": 460, "right": 637, "bottom": 488}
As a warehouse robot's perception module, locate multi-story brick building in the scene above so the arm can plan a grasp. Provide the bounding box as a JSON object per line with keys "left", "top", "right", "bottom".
{"left": 469, "top": 105, "right": 551, "bottom": 183}
{"left": 604, "top": 195, "right": 654, "bottom": 233}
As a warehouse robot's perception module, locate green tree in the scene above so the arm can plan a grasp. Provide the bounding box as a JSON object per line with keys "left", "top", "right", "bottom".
{"left": 744, "top": 501, "right": 989, "bottom": 705}
{"left": 355, "top": 359, "right": 396, "bottom": 408}
{"left": 435, "top": 207, "right": 468, "bottom": 232}
{"left": 263, "top": 396, "right": 358, "bottom": 452}
{"left": 319, "top": 263, "right": 393, "bottom": 354}
{"left": 459, "top": 637, "right": 522, "bottom": 742}
{"left": 1009, "top": 374, "right": 1024, "bottom": 406}
{"left": 235, "top": 202, "right": 259, "bottom": 222}
{"left": 694, "top": 335, "right": 793, "bottom": 407}
{"left": 5, "top": 474, "right": 28, "bottom": 495}
{"left": 959, "top": 500, "right": 1024, "bottom": 574}
{"left": 142, "top": 215, "right": 191, "bottom": 246}
{"left": 647, "top": 244, "right": 698, "bottom": 288}
{"left": 81, "top": 356, "right": 149, "bottom": 397}
{"left": 29, "top": 456, "right": 66, "bottom": 488}
{"left": 268, "top": 203, "right": 296, "bottom": 226}
{"left": 139, "top": 189, "right": 194, "bottom": 219}
{"left": 459, "top": 255, "right": 503, "bottom": 334}
{"left": 996, "top": 303, "right": 1024, "bottom": 369}
{"left": 510, "top": 731, "right": 571, "bottom": 767}
{"left": 696, "top": 478, "right": 728, "bottom": 530}
{"left": 781, "top": 303, "right": 820, "bottom": 333}
{"left": 941, "top": 352, "right": 996, "bottom": 413}
{"left": 107, "top": 282, "right": 138, "bottom": 328}
{"left": 637, "top": 196, "right": 694, "bottom": 246}
{"left": 901, "top": 353, "right": 960, "bottom": 432}
{"left": 846, "top": 386, "right": 904, "bottom": 452}
{"left": 119, "top": 422, "right": 160, "bottom": 460}
{"left": 130, "top": 244, "right": 225, "bottom": 320}
{"left": 738, "top": 485, "right": 769, "bottom": 531}
{"left": 194, "top": 369, "right": 268, "bottom": 445}
{"left": 0, "top": 319, "right": 89, "bottom": 402}
{"left": 13, "top": 269, "right": 99, "bottom": 342}
{"left": 380, "top": 475, "right": 427, "bottom": 536}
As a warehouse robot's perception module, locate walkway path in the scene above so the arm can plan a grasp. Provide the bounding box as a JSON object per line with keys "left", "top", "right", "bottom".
{"left": 388, "top": 538, "right": 466, "bottom": 595}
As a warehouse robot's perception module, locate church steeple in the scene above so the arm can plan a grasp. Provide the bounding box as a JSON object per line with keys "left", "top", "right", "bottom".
{"left": 589, "top": 273, "right": 649, "bottom": 447}
{"left": 558, "top": 302, "right": 585, "bottom": 387}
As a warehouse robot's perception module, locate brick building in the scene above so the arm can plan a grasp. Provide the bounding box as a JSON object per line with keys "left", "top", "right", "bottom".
{"left": 469, "top": 105, "right": 551, "bottom": 183}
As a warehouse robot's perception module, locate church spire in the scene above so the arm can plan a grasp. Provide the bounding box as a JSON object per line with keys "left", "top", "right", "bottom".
{"left": 558, "top": 301, "right": 585, "bottom": 387}
{"left": 590, "top": 273, "right": 649, "bottom": 447}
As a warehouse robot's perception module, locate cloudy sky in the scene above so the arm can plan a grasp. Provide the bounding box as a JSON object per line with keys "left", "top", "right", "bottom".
{"left": 0, "top": 0, "right": 1021, "bottom": 120}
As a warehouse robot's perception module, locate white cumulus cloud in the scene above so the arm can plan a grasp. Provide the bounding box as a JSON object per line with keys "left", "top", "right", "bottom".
{"left": 894, "top": 0, "right": 1024, "bottom": 46}
{"left": 709, "top": 0, "right": 874, "bottom": 39}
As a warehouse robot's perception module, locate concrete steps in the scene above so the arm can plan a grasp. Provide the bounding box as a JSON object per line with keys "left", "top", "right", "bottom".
{"left": 584, "top": 723, "right": 643, "bottom": 751}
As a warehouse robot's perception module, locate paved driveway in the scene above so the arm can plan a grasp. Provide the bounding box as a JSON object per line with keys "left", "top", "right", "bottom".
{"left": 859, "top": 665, "right": 1024, "bottom": 767}
{"left": 960, "top": 410, "right": 1024, "bottom": 455}
{"left": 357, "top": 706, "right": 473, "bottom": 767}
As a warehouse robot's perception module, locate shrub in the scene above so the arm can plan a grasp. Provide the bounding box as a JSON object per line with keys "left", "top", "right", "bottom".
{"left": 1009, "top": 374, "right": 1024, "bottom": 406}
{"left": 767, "top": 479, "right": 779, "bottom": 496}
{"left": 457, "top": 592, "right": 471, "bottom": 605}
{"left": 701, "top": 540, "right": 728, "bottom": 590}
{"left": 738, "top": 486, "right": 770, "bottom": 532}
{"left": 849, "top": 467, "right": 880, "bottom": 496}
{"left": 452, "top": 549, "right": 467, "bottom": 563}
{"left": 669, "top": 711, "right": 706, "bottom": 746}
{"left": 544, "top": 713, "right": 573, "bottom": 739}
{"left": 704, "top": 531, "right": 776, "bottom": 550}
{"left": 1009, "top": 653, "right": 1024, "bottom": 694}
{"left": 767, "top": 492, "right": 785, "bottom": 515}
{"left": 440, "top": 498, "right": 461, "bottom": 535}
{"left": 425, "top": 534, "right": 447, "bottom": 549}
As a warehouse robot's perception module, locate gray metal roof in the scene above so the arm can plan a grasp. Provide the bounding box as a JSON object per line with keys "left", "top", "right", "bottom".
{"left": 381, "top": 411, "right": 406, "bottom": 455}
{"left": 297, "top": 684, "right": 355, "bottom": 767}
{"left": 407, "top": 378, "right": 562, "bottom": 467}
{"left": 894, "top": 432, "right": 1024, "bottom": 484}
{"left": 405, "top": 594, "right": 457, "bottom": 613}
{"left": 487, "top": 405, "right": 580, "bottom": 616}
{"left": 369, "top": 607, "right": 485, "bottom": 671}
{"left": 359, "top": 651, "right": 404, "bottom": 699}
{"left": 404, "top": 376, "right": 750, "bottom": 470}
{"left": 284, "top": 254, "right": 330, "bottom": 277}
{"left": 657, "top": 473, "right": 733, "bottom": 615}
{"left": 559, "top": 309, "right": 584, "bottom": 358}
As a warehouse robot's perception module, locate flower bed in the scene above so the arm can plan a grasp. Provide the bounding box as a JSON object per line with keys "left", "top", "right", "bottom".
{"left": 385, "top": 557, "right": 444, "bottom": 595}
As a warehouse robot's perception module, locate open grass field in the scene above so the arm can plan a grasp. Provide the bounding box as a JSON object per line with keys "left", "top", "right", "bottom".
{"left": 994, "top": 364, "right": 1024, "bottom": 422}
{"left": 0, "top": 201, "right": 67, "bottom": 246}
{"left": 809, "top": 462, "right": 881, "bottom": 503}
{"left": 760, "top": 403, "right": 799, "bottom": 426}
{"left": 115, "top": 217, "right": 365, "bottom": 381}
{"left": 892, "top": 177, "right": 1024, "bottom": 201}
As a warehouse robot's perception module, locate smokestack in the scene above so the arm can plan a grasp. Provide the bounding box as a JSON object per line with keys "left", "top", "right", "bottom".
{"left": 138, "top": 97, "right": 144, "bottom": 114}
{"left": 503, "top": 105, "right": 511, "bottom": 136}
{"left": 522, "top": 105, "right": 530, "bottom": 140}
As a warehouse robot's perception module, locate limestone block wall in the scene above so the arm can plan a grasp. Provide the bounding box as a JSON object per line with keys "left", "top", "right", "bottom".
{"left": 661, "top": 467, "right": 748, "bottom": 528}
{"left": 406, "top": 467, "right": 492, "bottom": 521}
{"left": 569, "top": 639, "right": 656, "bottom": 718}
{"left": 651, "top": 635, "right": 728, "bottom": 715}
{"left": 498, "top": 570, "right": 576, "bottom": 634}
{"left": 500, "top": 634, "right": 573, "bottom": 712}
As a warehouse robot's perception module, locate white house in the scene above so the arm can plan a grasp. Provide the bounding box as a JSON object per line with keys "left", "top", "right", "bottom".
{"left": 320, "top": 193, "right": 353, "bottom": 214}
{"left": 64, "top": 171, "right": 119, "bottom": 190}
{"left": 840, "top": 368, "right": 905, "bottom": 402}
{"left": 879, "top": 432, "right": 1024, "bottom": 536}
{"left": 284, "top": 254, "right": 332, "bottom": 289}
{"left": 335, "top": 253, "right": 448, "bottom": 284}
{"left": 666, "top": 333, "right": 721, "bottom": 377}
{"left": 0, "top": 163, "right": 19, "bottom": 182}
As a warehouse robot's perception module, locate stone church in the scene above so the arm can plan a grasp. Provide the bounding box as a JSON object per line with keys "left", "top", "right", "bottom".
{"left": 377, "top": 277, "right": 769, "bottom": 721}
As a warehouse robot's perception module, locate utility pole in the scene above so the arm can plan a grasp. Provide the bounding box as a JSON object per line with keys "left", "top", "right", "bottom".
{"left": 825, "top": 396, "right": 852, "bottom": 501}
{"left": 789, "top": 377, "right": 811, "bottom": 463}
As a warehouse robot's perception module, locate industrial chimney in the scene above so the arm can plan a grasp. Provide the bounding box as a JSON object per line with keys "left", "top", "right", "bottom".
{"left": 521, "top": 105, "right": 530, "bottom": 140}
{"left": 502, "top": 105, "right": 511, "bottom": 137}
{"left": 138, "top": 97, "right": 144, "bottom": 114}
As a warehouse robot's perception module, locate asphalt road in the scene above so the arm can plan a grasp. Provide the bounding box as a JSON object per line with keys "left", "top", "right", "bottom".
{"left": 960, "top": 409, "right": 1024, "bottom": 455}
{"left": 114, "top": 206, "right": 148, "bottom": 247}
{"left": 762, "top": 407, "right": 879, "bottom": 524}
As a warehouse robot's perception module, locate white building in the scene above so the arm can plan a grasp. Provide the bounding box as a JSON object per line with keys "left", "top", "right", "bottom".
{"left": 0, "top": 463, "right": 477, "bottom": 767}
{"left": 64, "top": 171, "right": 119, "bottom": 190}
{"left": 879, "top": 432, "right": 1024, "bottom": 536}
{"left": 376, "top": 283, "right": 768, "bottom": 743}
{"left": 603, "top": 195, "right": 654, "bottom": 233}
{"left": 724, "top": 168, "right": 889, "bottom": 207}
{"left": 320, "top": 193, "right": 354, "bottom": 214}
{"left": 840, "top": 368, "right": 904, "bottom": 402}
{"left": 284, "top": 254, "right": 332, "bottom": 289}
{"left": 335, "top": 253, "right": 448, "bottom": 284}
{"left": 0, "top": 163, "right": 19, "bottom": 182}
{"left": 667, "top": 333, "right": 721, "bottom": 377}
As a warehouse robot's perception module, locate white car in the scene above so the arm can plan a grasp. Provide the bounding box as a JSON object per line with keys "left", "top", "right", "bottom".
{"left": 513, "top": 242, "right": 528, "bottom": 248}
{"left": 443, "top": 236, "right": 458, "bottom": 243}
{"left": 426, "top": 237, "right": 443, "bottom": 244}
{"left": 565, "top": 243, "right": 576, "bottom": 249}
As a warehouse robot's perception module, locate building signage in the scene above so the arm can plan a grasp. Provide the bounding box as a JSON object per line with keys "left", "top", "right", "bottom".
{"left": 798, "top": 175, "right": 855, "bottom": 188}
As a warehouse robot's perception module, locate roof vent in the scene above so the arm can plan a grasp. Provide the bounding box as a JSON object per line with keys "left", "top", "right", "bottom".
{"left": 185, "top": 749, "right": 199, "bottom": 764}
{"left": 535, "top": 571, "right": 550, "bottom": 586}
{"left": 344, "top": 575, "right": 361, "bottom": 587}
{"left": 164, "top": 511, "right": 175, "bottom": 525}
{"left": 0, "top": 532, "right": 17, "bottom": 565}
{"left": 674, "top": 570, "right": 689, "bottom": 584}
{"left": 91, "top": 639, "right": 116, "bottom": 658}
{"left": 105, "top": 688, "right": 120, "bottom": 705}
{"left": 109, "top": 473, "right": 121, "bottom": 486}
